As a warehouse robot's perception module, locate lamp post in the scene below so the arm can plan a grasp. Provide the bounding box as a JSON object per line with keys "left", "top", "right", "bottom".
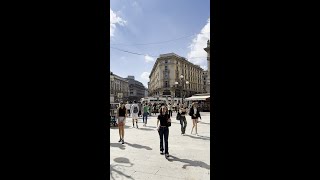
{"left": 175, "top": 75, "right": 189, "bottom": 104}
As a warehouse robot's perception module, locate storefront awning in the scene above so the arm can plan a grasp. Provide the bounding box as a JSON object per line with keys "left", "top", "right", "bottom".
{"left": 185, "top": 95, "right": 210, "bottom": 101}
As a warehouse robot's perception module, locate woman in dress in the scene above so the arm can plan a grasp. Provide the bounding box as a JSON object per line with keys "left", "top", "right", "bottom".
{"left": 189, "top": 102, "right": 201, "bottom": 135}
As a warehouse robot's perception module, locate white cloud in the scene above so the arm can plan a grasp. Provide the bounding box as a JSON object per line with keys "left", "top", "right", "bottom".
{"left": 110, "top": 8, "right": 126, "bottom": 37}
{"left": 144, "top": 55, "right": 155, "bottom": 63}
{"left": 187, "top": 18, "right": 210, "bottom": 70}
{"left": 140, "top": 72, "right": 150, "bottom": 87}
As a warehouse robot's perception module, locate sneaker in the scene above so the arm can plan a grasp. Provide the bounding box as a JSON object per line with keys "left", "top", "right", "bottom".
{"left": 160, "top": 151, "right": 164, "bottom": 155}
{"left": 122, "top": 139, "right": 124, "bottom": 144}
{"left": 165, "top": 153, "right": 169, "bottom": 158}
{"left": 118, "top": 138, "right": 122, "bottom": 143}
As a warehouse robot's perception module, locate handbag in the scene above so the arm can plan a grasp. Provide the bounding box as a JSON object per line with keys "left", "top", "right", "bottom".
{"left": 176, "top": 112, "right": 181, "bottom": 120}
{"left": 167, "top": 116, "right": 171, "bottom": 127}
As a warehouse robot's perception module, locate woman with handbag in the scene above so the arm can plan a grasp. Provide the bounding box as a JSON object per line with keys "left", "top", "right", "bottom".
{"left": 189, "top": 102, "right": 201, "bottom": 136}
{"left": 156, "top": 106, "right": 171, "bottom": 158}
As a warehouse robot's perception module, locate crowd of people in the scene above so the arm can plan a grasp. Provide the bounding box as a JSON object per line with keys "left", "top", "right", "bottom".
{"left": 114, "top": 100, "right": 202, "bottom": 158}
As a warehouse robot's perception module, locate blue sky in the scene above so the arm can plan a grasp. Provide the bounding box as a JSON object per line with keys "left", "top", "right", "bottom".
{"left": 110, "top": 0, "right": 210, "bottom": 87}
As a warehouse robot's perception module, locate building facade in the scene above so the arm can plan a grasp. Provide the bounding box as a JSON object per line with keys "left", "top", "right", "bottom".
{"left": 202, "top": 70, "right": 208, "bottom": 93}
{"left": 204, "top": 40, "right": 210, "bottom": 92}
{"left": 148, "top": 53, "right": 205, "bottom": 99}
{"left": 124, "top": 76, "right": 145, "bottom": 102}
{"left": 110, "top": 72, "right": 129, "bottom": 103}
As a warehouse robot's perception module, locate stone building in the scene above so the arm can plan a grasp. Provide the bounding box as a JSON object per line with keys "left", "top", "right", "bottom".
{"left": 148, "top": 53, "right": 205, "bottom": 98}
{"left": 204, "top": 40, "right": 210, "bottom": 92}
{"left": 202, "top": 70, "right": 208, "bottom": 93}
{"left": 110, "top": 72, "right": 129, "bottom": 103}
{"left": 124, "top": 76, "right": 145, "bottom": 102}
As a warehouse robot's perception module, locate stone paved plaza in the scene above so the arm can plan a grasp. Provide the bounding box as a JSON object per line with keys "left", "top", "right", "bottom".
{"left": 110, "top": 112, "right": 211, "bottom": 180}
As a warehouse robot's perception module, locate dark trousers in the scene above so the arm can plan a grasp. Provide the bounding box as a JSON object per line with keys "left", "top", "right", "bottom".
{"left": 168, "top": 110, "right": 172, "bottom": 117}
{"left": 158, "top": 127, "right": 169, "bottom": 154}
{"left": 143, "top": 112, "right": 148, "bottom": 124}
{"left": 180, "top": 116, "right": 187, "bottom": 134}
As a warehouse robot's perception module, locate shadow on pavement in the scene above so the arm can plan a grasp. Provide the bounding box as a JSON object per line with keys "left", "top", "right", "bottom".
{"left": 125, "top": 142, "right": 152, "bottom": 150}
{"left": 110, "top": 143, "right": 126, "bottom": 150}
{"left": 167, "top": 155, "right": 210, "bottom": 170}
{"left": 184, "top": 134, "right": 210, "bottom": 141}
{"left": 113, "top": 157, "right": 134, "bottom": 165}
{"left": 198, "top": 121, "right": 210, "bottom": 125}
{"left": 138, "top": 127, "right": 155, "bottom": 131}
{"left": 146, "top": 126, "right": 157, "bottom": 128}
{"left": 110, "top": 158, "right": 134, "bottom": 180}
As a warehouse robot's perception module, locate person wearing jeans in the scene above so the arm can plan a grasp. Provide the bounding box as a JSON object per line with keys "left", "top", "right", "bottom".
{"left": 142, "top": 103, "right": 149, "bottom": 126}
{"left": 157, "top": 106, "right": 170, "bottom": 158}
{"left": 179, "top": 104, "right": 187, "bottom": 135}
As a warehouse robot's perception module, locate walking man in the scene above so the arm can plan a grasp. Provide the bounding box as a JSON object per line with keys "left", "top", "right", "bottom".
{"left": 179, "top": 104, "right": 187, "bottom": 135}
{"left": 131, "top": 101, "right": 139, "bottom": 128}
{"left": 125, "top": 102, "right": 131, "bottom": 118}
{"left": 142, "top": 103, "right": 149, "bottom": 126}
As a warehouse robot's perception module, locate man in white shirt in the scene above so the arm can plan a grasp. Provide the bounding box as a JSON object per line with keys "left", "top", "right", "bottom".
{"left": 130, "top": 100, "right": 139, "bottom": 128}
{"left": 125, "top": 102, "right": 131, "bottom": 117}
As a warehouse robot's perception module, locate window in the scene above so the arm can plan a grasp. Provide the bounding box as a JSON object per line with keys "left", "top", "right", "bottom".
{"left": 165, "top": 60, "right": 168, "bottom": 63}
{"left": 165, "top": 81, "right": 168, "bottom": 87}
{"left": 165, "top": 66, "right": 168, "bottom": 70}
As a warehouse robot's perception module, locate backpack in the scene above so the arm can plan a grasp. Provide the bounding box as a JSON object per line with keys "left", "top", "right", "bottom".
{"left": 133, "top": 105, "right": 138, "bottom": 113}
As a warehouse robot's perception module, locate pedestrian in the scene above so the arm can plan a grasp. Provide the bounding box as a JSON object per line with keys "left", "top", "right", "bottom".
{"left": 138, "top": 102, "right": 142, "bottom": 117}
{"left": 168, "top": 103, "right": 172, "bottom": 117}
{"left": 130, "top": 100, "right": 139, "bottom": 128}
{"left": 117, "top": 102, "right": 127, "bottom": 144}
{"left": 125, "top": 102, "right": 131, "bottom": 118}
{"left": 189, "top": 102, "right": 201, "bottom": 136}
{"left": 142, "top": 103, "right": 149, "bottom": 126}
{"left": 179, "top": 104, "right": 187, "bottom": 135}
{"left": 156, "top": 106, "right": 171, "bottom": 158}
{"left": 148, "top": 103, "right": 152, "bottom": 116}
{"left": 153, "top": 103, "right": 157, "bottom": 116}
{"left": 176, "top": 103, "right": 180, "bottom": 113}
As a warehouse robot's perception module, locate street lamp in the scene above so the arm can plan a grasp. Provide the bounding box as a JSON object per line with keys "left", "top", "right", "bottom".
{"left": 175, "top": 75, "right": 189, "bottom": 104}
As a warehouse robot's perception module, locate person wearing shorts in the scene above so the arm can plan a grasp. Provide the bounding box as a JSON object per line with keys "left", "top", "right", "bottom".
{"left": 117, "top": 102, "right": 127, "bottom": 144}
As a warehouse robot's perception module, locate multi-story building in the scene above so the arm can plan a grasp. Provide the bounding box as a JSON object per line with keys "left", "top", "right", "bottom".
{"left": 204, "top": 40, "right": 210, "bottom": 92}
{"left": 148, "top": 53, "right": 205, "bottom": 99}
{"left": 202, "top": 70, "right": 208, "bottom": 93}
{"left": 110, "top": 72, "right": 129, "bottom": 103}
{"left": 124, "top": 76, "right": 145, "bottom": 102}
{"left": 144, "top": 87, "right": 148, "bottom": 97}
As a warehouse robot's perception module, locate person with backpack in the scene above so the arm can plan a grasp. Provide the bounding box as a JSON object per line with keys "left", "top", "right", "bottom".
{"left": 189, "top": 102, "right": 201, "bottom": 136}
{"left": 156, "top": 106, "right": 171, "bottom": 158}
{"left": 142, "top": 103, "right": 149, "bottom": 127}
{"left": 117, "top": 102, "right": 127, "bottom": 144}
{"left": 130, "top": 100, "right": 139, "bottom": 128}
